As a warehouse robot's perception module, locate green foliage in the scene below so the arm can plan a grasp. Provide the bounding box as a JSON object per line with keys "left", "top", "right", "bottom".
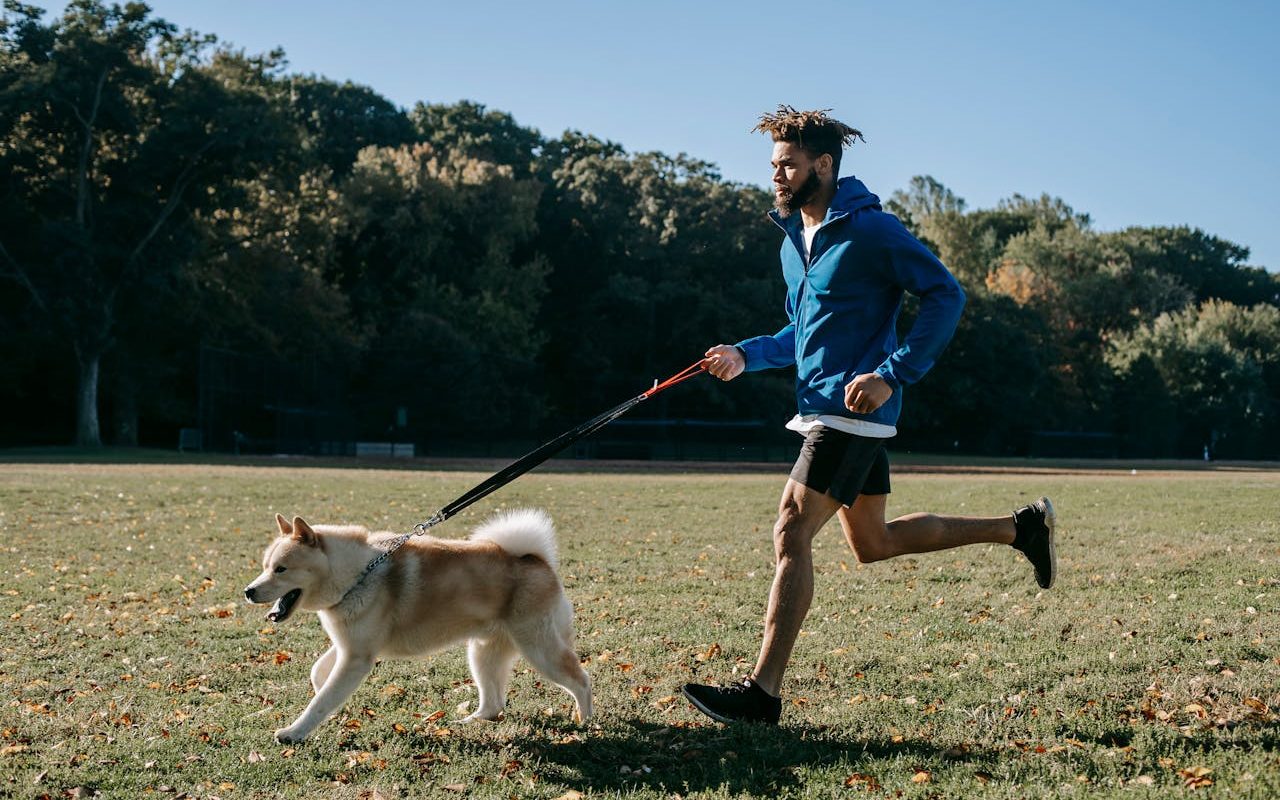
{"left": 1107, "top": 301, "right": 1280, "bottom": 457}
{"left": 0, "top": 0, "right": 310, "bottom": 445}
{"left": 900, "top": 176, "right": 1278, "bottom": 456}
{"left": 519, "top": 132, "right": 793, "bottom": 426}
{"left": 334, "top": 142, "right": 550, "bottom": 434}
{"left": 411, "top": 99, "right": 544, "bottom": 177}
{"left": 286, "top": 75, "right": 415, "bottom": 177}
{"left": 1106, "top": 225, "right": 1279, "bottom": 307}
{"left": 900, "top": 292, "right": 1054, "bottom": 452}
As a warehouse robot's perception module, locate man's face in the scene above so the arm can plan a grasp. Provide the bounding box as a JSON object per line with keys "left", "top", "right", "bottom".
{"left": 770, "top": 141, "right": 823, "bottom": 218}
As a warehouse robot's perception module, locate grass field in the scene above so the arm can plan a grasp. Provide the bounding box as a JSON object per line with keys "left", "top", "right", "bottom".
{"left": 1, "top": 459, "right": 1277, "bottom": 799}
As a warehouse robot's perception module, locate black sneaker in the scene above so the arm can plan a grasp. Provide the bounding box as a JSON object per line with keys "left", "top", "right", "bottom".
{"left": 1012, "top": 496, "right": 1056, "bottom": 589}
{"left": 682, "top": 677, "right": 781, "bottom": 724}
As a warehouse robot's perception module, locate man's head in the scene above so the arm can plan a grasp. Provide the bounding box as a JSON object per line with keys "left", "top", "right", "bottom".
{"left": 754, "top": 105, "right": 863, "bottom": 217}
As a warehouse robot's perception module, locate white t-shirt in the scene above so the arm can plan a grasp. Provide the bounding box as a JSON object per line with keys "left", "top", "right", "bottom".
{"left": 802, "top": 223, "right": 821, "bottom": 261}
{"left": 786, "top": 414, "right": 897, "bottom": 439}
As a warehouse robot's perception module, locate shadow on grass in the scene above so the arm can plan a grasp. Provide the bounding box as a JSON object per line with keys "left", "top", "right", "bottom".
{"left": 523, "top": 717, "right": 983, "bottom": 795}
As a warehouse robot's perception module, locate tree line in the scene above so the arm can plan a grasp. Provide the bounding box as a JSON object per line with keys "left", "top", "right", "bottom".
{"left": 3, "top": 2, "right": 1278, "bottom": 458}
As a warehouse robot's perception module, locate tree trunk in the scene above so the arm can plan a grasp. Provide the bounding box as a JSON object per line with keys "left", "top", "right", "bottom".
{"left": 75, "top": 349, "right": 102, "bottom": 447}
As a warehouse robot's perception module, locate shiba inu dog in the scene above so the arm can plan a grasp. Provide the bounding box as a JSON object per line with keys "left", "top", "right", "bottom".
{"left": 243, "top": 509, "right": 592, "bottom": 743}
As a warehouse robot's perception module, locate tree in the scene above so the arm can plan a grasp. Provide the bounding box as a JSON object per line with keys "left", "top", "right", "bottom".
{"left": 411, "top": 100, "right": 544, "bottom": 178}
{"left": 988, "top": 218, "right": 1194, "bottom": 429}
{"left": 898, "top": 292, "right": 1055, "bottom": 453}
{"left": 533, "top": 132, "right": 787, "bottom": 424}
{"left": 1106, "top": 226, "right": 1279, "bottom": 307}
{"left": 1106, "top": 300, "right": 1280, "bottom": 457}
{"left": 284, "top": 75, "right": 414, "bottom": 177}
{"left": 333, "top": 142, "right": 549, "bottom": 436}
{"left": 0, "top": 1, "right": 293, "bottom": 444}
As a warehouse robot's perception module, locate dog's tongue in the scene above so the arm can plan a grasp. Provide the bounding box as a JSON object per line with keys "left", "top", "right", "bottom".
{"left": 266, "top": 598, "right": 287, "bottom": 622}
{"left": 266, "top": 588, "right": 302, "bottom": 622}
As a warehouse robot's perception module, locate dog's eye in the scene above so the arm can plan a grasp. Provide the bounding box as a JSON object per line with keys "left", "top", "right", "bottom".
{"left": 273, "top": 565, "right": 287, "bottom": 574}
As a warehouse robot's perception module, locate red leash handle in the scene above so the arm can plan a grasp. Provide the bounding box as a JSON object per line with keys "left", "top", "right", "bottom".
{"left": 642, "top": 358, "right": 708, "bottom": 398}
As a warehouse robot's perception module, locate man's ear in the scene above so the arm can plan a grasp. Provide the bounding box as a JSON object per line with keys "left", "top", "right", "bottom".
{"left": 817, "top": 152, "right": 834, "bottom": 178}
{"left": 276, "top": 513, "right": 293, "bottom": 536}
{"left": 291, "top": 516, "right": 318, "bottom": 546}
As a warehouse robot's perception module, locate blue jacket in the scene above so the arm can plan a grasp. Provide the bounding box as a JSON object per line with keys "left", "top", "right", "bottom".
{"left": 735, "top": 176, "right": 965, "bottom": 428}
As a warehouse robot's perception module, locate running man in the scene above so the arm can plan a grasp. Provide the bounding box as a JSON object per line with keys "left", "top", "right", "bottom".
{"left": 682, "top": 106, "right": 1056, "bottom": 725}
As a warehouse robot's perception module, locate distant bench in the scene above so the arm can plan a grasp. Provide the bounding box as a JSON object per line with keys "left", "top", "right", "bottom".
{"left": 354, "top": 442, "right": 415, "bottom": 458}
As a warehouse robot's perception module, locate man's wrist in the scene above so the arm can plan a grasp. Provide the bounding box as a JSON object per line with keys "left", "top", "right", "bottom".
{"left": 873, "top": 369, "right": 899, "bottom": 391}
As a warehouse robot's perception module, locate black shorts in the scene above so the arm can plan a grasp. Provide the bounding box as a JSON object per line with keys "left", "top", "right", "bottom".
{"left": 789, "top": 427, "right": 891, "bottom": 506}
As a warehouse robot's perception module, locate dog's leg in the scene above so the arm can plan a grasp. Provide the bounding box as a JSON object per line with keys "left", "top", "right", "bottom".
{"left": 275, "top": 652, "right": 374, "bottom": 744}
{"left": 461, "top": 633, "right": 518, "bottom": 723}
{"left": 512, "top": 601, "right": 593, "bottom": 723}
{"left": 310, "top": 645, "right": 338, "bottom": 694}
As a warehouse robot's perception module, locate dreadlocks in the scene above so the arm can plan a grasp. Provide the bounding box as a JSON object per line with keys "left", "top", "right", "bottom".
{"left": 753, "top": 105, "right": 864, "bottom": 174}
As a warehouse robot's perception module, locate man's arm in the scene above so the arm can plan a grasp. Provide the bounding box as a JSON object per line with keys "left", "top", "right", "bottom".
{"left": 872, "top": 218, "right": 966, "bottom": 390}
{"left": 734, "top": 322, "right": 797, "bottom": 373}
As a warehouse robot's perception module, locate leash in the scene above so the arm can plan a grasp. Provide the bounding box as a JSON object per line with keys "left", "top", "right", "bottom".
{"left": 333, "top": 358, "right": 708, "bottom": 606}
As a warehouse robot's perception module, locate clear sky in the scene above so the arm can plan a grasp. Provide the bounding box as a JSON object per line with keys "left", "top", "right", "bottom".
{"left": 38, "top": 0, "right": 1280, "bottom": 271}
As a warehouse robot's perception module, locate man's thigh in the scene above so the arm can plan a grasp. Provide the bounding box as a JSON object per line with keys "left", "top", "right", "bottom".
{"left": 836, "top": 492, "right": 889, "bottom": 546}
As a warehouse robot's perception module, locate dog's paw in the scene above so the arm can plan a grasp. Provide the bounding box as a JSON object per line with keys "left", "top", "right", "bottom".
{"left": 274, "top": 726, "right": 307, "bottom": 744}
{"left": 459, "top": 711, "right": 501, "bottom": 724}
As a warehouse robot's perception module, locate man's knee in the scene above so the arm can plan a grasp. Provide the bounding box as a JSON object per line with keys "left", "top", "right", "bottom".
{"left": 773, "top": 508, "right": 816, "bottom": 560}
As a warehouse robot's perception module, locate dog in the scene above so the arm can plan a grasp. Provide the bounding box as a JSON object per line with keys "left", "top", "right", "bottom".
{"left": 243, "top": 509, "right": 592, "bottom": 743}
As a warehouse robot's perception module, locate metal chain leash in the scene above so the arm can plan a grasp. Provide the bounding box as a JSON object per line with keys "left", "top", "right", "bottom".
{"left": 336, "top": 512, "right": 446, "bottom": 606}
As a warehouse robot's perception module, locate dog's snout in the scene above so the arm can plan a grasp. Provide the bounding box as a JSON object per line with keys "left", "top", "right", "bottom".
{"left": 244, "top": 585, "right": 257, "bottom": 602}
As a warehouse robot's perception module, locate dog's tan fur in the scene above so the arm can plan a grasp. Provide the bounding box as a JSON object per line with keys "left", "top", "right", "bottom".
{"left": 244, "top": 509, "right": 591, "bottom": 743}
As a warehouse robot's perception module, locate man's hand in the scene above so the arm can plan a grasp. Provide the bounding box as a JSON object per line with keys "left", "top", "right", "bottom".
{"left": 703, "top": 344, "right": 745, "bottom": 381}
{"left": 845, "top": 373, "right": 893, "bottom": 414}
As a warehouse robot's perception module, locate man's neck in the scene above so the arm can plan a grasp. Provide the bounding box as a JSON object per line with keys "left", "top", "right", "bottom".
{"left": 799, "top": 183, "right": 836, "bottom": 228}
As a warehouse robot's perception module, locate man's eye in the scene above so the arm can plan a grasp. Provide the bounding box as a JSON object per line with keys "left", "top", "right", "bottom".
{"left": 273, "top": 566, "right": 287, "bottom": 574}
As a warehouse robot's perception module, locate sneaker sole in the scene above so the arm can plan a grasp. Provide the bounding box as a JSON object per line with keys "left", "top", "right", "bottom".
{"left": 1039, "top": 496, "right": 1056, "bottom": 589}
{"left": 680, "top": 686, "right": 777, "bottom": 725}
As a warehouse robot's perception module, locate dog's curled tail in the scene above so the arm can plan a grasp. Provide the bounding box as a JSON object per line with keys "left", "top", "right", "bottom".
{"left": 470, "top": 508, "right": 559, "bottom": 570}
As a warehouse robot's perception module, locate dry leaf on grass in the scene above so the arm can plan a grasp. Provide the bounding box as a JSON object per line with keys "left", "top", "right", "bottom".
{"left": 1179, "top": 766, "right": 1213, "bottom": 789}
{"left": 843, "top": 772, "right": 880, "bottom": 790}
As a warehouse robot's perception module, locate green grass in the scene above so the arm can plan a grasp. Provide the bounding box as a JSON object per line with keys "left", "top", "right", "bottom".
{"left": 1, "top": 462, "right": 1277, "bottom": 799}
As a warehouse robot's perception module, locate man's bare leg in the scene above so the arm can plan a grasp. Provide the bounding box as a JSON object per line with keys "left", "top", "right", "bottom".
{"left": 750, "top": 479, "right": 843, "bottom": 696}
{"left": 837, "top": 493, "right": 1015, "bottom": 564}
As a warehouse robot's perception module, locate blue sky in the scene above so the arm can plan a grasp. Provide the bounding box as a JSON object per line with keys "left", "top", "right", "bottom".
{"left": 40, "top": 0, "right": 1280, "bottom": 271}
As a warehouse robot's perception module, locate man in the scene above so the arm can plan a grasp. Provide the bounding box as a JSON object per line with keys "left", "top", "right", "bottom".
{"left": 681, "top": 106, "right": 1056, "bottom": 725}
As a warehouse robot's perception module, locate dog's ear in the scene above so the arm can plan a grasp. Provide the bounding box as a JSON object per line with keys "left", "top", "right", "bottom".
{"left": 276, "top": 513, "right": 293, "bottom": 536}
{"left": 291, "top": 516, "right": 318, "bottom": 546}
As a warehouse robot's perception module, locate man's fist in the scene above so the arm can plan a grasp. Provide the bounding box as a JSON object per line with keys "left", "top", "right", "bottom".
{"left": 845, "top": 373, "right": 893, "bottom": 414}
{"left": 703, "top": 344, "right": 745, "bottom": 381}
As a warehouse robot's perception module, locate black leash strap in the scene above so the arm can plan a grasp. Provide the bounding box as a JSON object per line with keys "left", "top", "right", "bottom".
{"left": 425, "top": 391, "right": 650, "bottom": 528}
{"left": 335, "top": 360, "right": 707, "bottom": 606}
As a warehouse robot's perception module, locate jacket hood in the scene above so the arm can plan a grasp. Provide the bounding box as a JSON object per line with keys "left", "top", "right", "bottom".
{"left": 829, "top": 176, "right": 881, "bottom": 215}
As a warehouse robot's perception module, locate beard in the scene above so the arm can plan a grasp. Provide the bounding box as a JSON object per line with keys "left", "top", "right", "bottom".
{"left": 774, "top": 167, "right": 822, "bottom": 218}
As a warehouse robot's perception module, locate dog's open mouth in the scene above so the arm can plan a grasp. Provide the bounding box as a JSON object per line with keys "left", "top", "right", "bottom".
{"left": 266, "top": 588, "right": 302, "bottom": 622}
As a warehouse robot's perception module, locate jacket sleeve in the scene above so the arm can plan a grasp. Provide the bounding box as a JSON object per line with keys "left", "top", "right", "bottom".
{"left": 873, "top": 217, "right": 966, "bottom": 389}
{"left": 735, "top": 323, "right": 796, "bottom": 372}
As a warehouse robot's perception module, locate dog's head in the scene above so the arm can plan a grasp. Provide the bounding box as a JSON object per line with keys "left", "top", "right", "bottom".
{"left": 243, "top": 514, "right": 329, "bottom": 622}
